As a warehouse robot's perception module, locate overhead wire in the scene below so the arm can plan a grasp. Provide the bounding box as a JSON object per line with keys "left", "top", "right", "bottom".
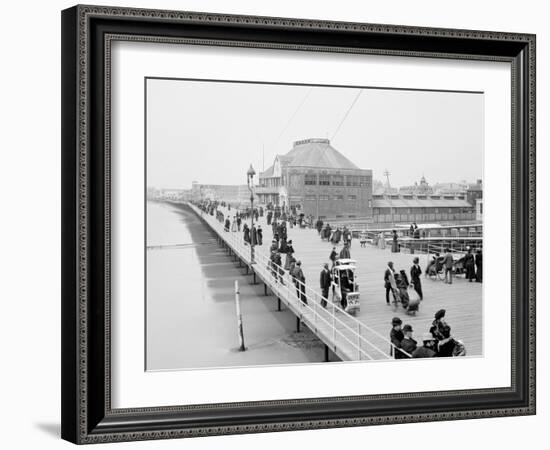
{"left": 270, "top": 88, "right": 313, "bottom": 151}
{"left": 331, "top": 89, "right": 363, "bottom": 141}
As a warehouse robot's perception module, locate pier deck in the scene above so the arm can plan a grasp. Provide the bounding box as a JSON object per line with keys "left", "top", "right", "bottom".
{"left": 189, "top": 203, "right": 483, "bottom": 361}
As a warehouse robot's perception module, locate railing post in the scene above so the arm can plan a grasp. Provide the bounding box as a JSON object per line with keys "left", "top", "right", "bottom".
{"left": 357, "top": 323, "right": 361, "bottom": 360}
{"left": 313, "top": 293, "right": 317, "bottom": 325}
{"left": 332, "top": 304, "right": 336, "bottom": 346}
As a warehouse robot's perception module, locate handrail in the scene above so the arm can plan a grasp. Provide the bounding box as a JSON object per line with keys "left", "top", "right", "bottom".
{"left": 202, "top": 203, "right": 403, "bottom": 359}
{"left": 190, "top": 203, "right": 380, "bottom": 360}
{"left": 188, "top": 202, "right": 412, "bottom": 360}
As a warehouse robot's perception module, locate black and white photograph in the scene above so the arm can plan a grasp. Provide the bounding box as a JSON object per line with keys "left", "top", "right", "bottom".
{"left": 145, "top": 78, "right": 484, "bottom": 371}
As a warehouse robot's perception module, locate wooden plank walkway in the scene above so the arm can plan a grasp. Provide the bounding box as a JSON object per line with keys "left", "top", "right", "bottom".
{"left": 190, "top": 203, "right": 482, "bottom": 360}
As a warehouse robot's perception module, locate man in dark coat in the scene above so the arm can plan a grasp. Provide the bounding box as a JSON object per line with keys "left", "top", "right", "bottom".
{"left": 316, "top": 218, "right": 324, "bottom": 235}
{"left": 475, "top": 249, "right": 482, "bottom": 282}
{"left": 464, "top": 247, "right": 476, "bottom": 282}
{"left": 389, "top": 317, "right": 406, "bottom": 359}
{"left": 329, "top": 247, "right": 338, "bottom": 268}
{"left": 384, "top": 261, "right": 397, "bottom": 305}
{"left": 280, "top": 222, "right": 287, "bottom": 241}
{"left": 443, "top": 248, "right": 454, "bottom": 284}
{"left": 400, "top": 324, "right": 417, "bottom": 357}
{"left": 250, "top": 225, "right": 257, "bottom": 246}
{"left": 292, "top": 261, "right": 307, "bottom": 305}
{"left": 324, "top": 224, "right": 332, "bottom": 241}
{"left": 320, "top": 263, "right": 331, "bottom": 308}
{"left": 332, "top": 228, "right": 341, "bottom": 244}
{"left": 243, "top": 223, "right": 250, "bottom": 244}
{"left": 410, "top": 257, "right": 423, "bottom": 300}
{"left": 279, "top": 236, "right": 288, "bottom": 254}
{"left": 257, "top": 225, "right": 263, "bottom": 245}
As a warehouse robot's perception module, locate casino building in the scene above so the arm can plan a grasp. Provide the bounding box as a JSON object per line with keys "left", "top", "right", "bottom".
{"left": 256, "top": 138, "right": 373, "bottom": 220}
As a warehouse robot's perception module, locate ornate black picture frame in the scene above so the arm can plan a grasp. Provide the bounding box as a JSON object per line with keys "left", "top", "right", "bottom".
{"left": 61, "top": 4, "right": 536, "bottom": 444}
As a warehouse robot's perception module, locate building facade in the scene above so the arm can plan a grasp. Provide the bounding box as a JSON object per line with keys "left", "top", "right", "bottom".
{"left": 371, "top": 193, "right": 477, "bottom": 225}
{"left": 466, "top": 179, "right": 483, "bottom": 206}
{"left": 399, "top": 175, "right": 434, "bottom": 196}
{"left": 257, "top": 138, "right": 373, "bottom": 220}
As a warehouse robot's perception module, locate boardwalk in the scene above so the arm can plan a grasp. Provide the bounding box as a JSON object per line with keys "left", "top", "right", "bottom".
{"left": 190, "top": 203, "right": 483, "bottom": 360}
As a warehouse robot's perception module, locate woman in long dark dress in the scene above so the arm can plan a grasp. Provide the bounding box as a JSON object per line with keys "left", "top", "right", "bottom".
{"left": 397, "top": 270, "right": 410, "bottom": 308}
{"left": 391, "top": 230, "right": 399, "bottom": 253}
{"left": 464, "top": 247, "right": 476, "bottom": 282}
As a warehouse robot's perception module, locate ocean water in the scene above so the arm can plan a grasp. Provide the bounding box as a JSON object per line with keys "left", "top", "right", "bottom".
{"left": 145, "top": 201, "right": 324, "bottom": 371}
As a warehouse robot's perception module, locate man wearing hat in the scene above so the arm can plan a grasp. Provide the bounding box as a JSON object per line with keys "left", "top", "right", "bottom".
{"left": 410, "top": 256, "right": 423, "bottom": 301}
{"left": 400, "top": 324, "right": 417, "bottom": 357}
{"left": 464, "top": 246, "right": 476, "bottom": 282}
{"left": 319, "top": 263, "right": 331, "bottom": 308}
{"left": 389, "top": 317, "right": 405, "bottom": 359}
{"left": 292, "top": 260, "right": 307, "bottom": 305}
{"left": 412, "top": 333, "right": 437, "bottom": 358}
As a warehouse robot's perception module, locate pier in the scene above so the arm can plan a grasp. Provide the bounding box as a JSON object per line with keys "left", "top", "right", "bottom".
{"left": 187, "top": 202, "right": 483, "bottom": 361}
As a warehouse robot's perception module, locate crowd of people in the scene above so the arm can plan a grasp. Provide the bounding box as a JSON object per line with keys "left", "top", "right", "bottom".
{"left": 426, "top": 247, "right": 482, "bottom": 283}
{"left": 197, "top": 200, "right": 475, "bottom": 359}
{"left": 390, "top": 309, "right": 466, "bottom": 359}
{"left": 383, "top": 258, "right": 423, "bottom": 314}
{"left": 315, "top": 219, "right": 354, "bottom": 247}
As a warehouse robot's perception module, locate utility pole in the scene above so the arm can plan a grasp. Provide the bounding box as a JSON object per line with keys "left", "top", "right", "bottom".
{"left": 247, "top": 164, "right": 256, "bottom": 264}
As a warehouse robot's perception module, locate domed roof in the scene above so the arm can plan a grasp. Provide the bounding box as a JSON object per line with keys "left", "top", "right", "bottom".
{"left": 283, "top": 138, "right": 359, "bottom": 169}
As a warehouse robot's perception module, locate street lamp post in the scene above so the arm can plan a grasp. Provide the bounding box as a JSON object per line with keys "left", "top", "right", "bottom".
{"left": 247, "top": 164, "right": 256, "bottom": 264}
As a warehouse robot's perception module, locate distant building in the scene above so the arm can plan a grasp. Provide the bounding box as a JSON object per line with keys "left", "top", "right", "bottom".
{"left": 433, "top": 181, "right": 469, "bottom": 196}
{"left": 191, "top": 181, "right": 252, "bottom": 205}
{"left": 371, "top": 193, "right": 476, "bottom": 225}
{"left": 257, "top": 138, "right": 373, "bottom": 220}
{"left": 466, "top": 179, "right": 483, "bottom": 206}
{"left": 399, "top": 175, "right": 434, "bottom": 196}
{"left": 148, "top": 188, "right": 190, "bottom": 201}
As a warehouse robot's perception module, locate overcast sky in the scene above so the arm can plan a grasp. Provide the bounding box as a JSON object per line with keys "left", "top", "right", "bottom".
{"left": 146, "top": 78, "right": 483, "bottom": 189}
